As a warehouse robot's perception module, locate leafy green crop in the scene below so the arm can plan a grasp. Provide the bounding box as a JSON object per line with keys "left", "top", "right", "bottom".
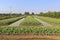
{"left": 0, "top": 26, "right": 60, "bottom": 35}
{"left": 0, "top": 16, "right": 24, "bottom": 25}
{"left": 36, "top": 16, "right": 60, "bottom": 24}
{"left": 21, "top": 16, "right": 41, "bottom": 25}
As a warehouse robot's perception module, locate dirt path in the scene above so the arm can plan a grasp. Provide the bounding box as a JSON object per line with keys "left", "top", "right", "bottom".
{"left": 9, "top": 18, "right": 25, "bottom": 26}
{"left": 35, "top": 18, "right": 52, "bottom": 26}
{"left": 0, "top": 35, "right": 60, "bottom": 40}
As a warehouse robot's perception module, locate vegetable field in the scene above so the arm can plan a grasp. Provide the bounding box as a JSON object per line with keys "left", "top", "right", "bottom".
{"left": 20, "top": 16, "right": 41, "bottom": 26}
{"left": 0, "top": 14, "right": 60, "bottom": 40}
{"left": 0, "top": 14, "right": 22, "bottom": 20}
{"left": 0, "top": 16, "right": 25, "bottom": 26}
{"left": 0, "top": 15, "right": 60, "bottom": 35}
{"left": 36, "top": 16, "right": 60, "bottom": 26}
{"left": 0, "top": 26, "right": 60, "bottom": 35}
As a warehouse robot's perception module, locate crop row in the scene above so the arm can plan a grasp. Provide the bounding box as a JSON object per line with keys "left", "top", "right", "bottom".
{"left": 0, "top": 16, "right": 25, "bottom": 25}
{"left": 0, "top": 14, "right": 22, "bottom": 20}
{"left": 21, "top": 16, "right": 41, "bottom": 25}
{"left": 36, "top": 16, "right": 60, "bottom": 24}
{"left": 0, "top": 26, "right": 60, "bottom": 35}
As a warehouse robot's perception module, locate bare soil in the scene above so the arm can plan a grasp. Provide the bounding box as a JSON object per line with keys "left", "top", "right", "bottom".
{"left": 47, "top": 22, "right": 60, "bottom": 26}
{"left": 42, "top": 20, "right": 60, "bottom": 26}
{"left": 0, "top": 34, "right": 60, "bottom": 40}
{"left": 0, "top": 24, "right": 8, "bottom": 26}
{"left": 20, "top": 24, "right": 42, "bottom": 26}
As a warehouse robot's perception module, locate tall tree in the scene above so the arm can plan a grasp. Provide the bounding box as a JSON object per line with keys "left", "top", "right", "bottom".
{"left": 24, "top": 12, "right": 30, "bottom": 15}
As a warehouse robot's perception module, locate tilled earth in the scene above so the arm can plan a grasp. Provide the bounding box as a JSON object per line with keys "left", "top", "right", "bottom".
{"left": 0, "top": 35, "right": 60, "bottom": 40}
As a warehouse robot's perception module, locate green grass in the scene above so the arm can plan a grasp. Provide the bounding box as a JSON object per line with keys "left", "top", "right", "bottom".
{"left": 0, "top": 26, "right": 60, "bottom": 35}
{"left": 36, "top": 16, "right": 60, "bottom": 24}
{"left": 21, "top": 16, "right": 41, "bottom": 25}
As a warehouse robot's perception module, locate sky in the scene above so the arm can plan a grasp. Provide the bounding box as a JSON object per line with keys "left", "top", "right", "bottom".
{"left": 0, "top": 0, "right": 60, "bottom": 14}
